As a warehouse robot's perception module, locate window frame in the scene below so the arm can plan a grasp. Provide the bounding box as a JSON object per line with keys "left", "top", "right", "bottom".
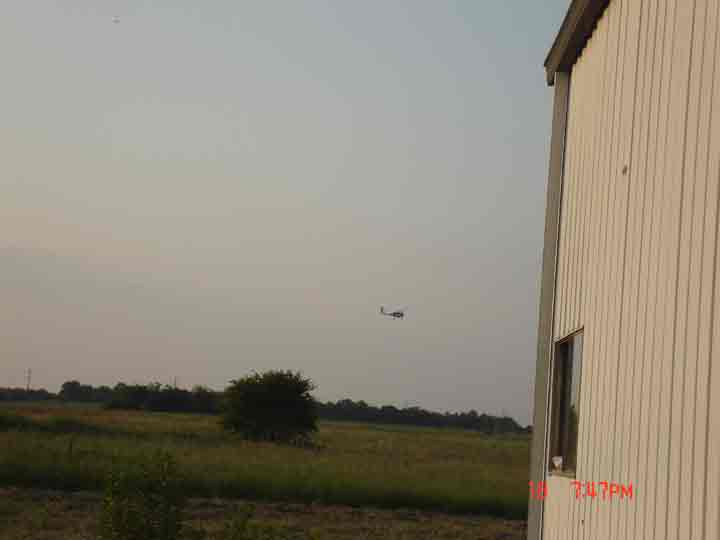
{"left": 548, "top": 329, "right": 583, "bottom": 478}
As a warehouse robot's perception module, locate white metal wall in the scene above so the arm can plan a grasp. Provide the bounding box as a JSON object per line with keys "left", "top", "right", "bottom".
{"left": 545, "top": 0, "right": 720, "bottom": 539}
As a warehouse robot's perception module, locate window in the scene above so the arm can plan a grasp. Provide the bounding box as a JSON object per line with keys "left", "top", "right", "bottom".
{"left": 549, "top": 331, "right": 583, "bottom": 476}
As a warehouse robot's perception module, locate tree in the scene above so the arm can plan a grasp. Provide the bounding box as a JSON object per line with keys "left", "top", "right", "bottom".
{"left": 221, "top": 370, "right": 317, "bottom": 443}
{"left": 60, "top": 381, "right": 83, "bottom": 401}
{"left": 60, "top": 380, "right": 95, "bottom": 402}
{"left": 191, "top": 386, "right": 219, "bottom": 413}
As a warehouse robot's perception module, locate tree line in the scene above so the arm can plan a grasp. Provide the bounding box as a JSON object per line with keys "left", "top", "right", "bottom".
{"left": 0, "top": 381, "right": 529, "bottom": 434}
{"left": 0, "top": 387, "right": 55, "bottom": 402}
{"left": 316, "top": 399, "right": 527, "bottom": 434}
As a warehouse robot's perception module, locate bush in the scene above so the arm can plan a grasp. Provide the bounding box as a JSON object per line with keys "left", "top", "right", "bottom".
{"left": 99, "top": 451, "right": 186, "bottom": 540}
{"left": 221, "top": 371, "right": 317, "bottom": 444}
{"left": 0, "top": 412, "right": 33, "bottom": 431}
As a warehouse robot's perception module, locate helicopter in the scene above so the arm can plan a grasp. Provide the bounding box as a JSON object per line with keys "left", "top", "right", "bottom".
{"left": 380, "top": 306, "right": 406, "bottom": 319}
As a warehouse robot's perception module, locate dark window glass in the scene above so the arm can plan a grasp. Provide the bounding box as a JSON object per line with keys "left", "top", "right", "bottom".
{"left": 549, "top": 332, "right": 583, "bottom": 475}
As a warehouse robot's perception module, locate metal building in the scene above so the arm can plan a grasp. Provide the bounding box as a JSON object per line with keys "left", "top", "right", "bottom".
{"left": 529, "top": 1, "right": 720, "bottom": 539}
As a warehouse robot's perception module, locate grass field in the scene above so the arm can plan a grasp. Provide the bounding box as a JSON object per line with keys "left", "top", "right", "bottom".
{"left": 0, "top": 487, "right": 529, "bottom": 540}
{"left": 0, "top": 402, "right": 530, "bottom": 533}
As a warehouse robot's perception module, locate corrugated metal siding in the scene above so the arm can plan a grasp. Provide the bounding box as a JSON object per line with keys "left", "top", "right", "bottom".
{"left": 544, "top": 0, "right": 720, "bottom": 538}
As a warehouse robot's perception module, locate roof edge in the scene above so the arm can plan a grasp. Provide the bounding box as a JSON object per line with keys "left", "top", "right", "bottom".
{"left": 544, "top": 0, "right": 611, "bottom": 86}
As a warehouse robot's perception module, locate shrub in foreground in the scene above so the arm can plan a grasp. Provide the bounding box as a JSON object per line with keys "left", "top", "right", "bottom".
{"left": 99, "top": 451, "right": 186, "bottom": 540}
{"left": 222, "top": 371, "right": 317, "bottom": 444}
{"left": 0, "top": 412, "right": 33, "bottom": 431}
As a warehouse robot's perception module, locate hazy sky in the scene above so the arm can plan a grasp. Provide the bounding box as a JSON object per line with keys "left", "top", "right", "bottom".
{"left": 2, "top": 1, "right": 569, "bottom": 425}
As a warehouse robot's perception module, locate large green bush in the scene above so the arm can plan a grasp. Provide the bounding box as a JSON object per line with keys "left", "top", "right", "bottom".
{"left": 221, "top": 371, "right": 317, "bottom": 444}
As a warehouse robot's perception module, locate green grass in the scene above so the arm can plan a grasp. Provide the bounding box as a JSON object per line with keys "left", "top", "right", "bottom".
{"left": 0, "top": 404, "right": 530, "bottom": 519}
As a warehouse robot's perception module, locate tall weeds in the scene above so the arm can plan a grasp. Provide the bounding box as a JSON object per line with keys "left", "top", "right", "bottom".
{"left": 99, "top": 451, "right": 186, "bottom": 540}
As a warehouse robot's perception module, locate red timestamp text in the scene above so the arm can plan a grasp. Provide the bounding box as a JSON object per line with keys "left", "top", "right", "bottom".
{"left": 529, "top": 481, "right": 634, "bottom": 501}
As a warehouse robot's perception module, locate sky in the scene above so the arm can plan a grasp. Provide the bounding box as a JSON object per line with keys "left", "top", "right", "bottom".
{"left": 1, "top": 1, "right": 570, "bottom": 425}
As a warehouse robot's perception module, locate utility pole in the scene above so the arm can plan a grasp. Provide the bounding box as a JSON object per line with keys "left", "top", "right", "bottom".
{"left": 26, "top": 368, "right": 32, "bottom": 392}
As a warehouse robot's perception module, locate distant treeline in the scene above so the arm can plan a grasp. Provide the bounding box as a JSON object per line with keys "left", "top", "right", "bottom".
{"left": 0, "top": 383, "right": 218, "bottom": 413}
{"left": 106, "top": 383, "right": 219, "bottom": 414}
{"left": 52, "top": 381, "right": 219, "bottom": 413}
{"left": 0, "top": 387, "right": 55, "bottom": 402}
{"left": 0, "top": 382, "right": 529, "bottom": 434}
{"left": 316, "top": 399, "right": 527, "bottom": 434}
